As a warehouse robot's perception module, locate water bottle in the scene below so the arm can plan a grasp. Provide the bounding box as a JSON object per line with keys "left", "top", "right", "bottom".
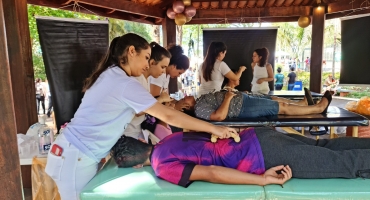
{"left": 38, "top": 115, "right": 54, "bottom": 155}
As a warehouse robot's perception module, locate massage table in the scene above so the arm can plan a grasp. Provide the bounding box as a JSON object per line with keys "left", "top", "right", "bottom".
{"left": 80, "top": 158, "right": 370, "bottom": 200}
{"left": 210, "top": 106, "right": 369, "bottom": 137}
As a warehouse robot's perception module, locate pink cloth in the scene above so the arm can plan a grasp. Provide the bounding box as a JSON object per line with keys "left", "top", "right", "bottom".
{"left": 154, "top": 124, "right": 172, "bottom": 140}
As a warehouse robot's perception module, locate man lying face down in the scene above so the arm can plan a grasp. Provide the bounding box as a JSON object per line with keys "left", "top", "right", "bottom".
{"left": 178, "top": 88, "right": 332, "bottom": 121}
{"left": 111, "top": 127, "right": 370, "bottom": 187}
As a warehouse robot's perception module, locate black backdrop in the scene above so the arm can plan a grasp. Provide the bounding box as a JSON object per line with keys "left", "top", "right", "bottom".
{"left": 341, "top": 15, "right": 370, "bottom": 85}
{"left": 203, "top": 28, "right": 278, "bottom": 91}
{"left": 37, "top": 17, "right": 109, "bottom": 131}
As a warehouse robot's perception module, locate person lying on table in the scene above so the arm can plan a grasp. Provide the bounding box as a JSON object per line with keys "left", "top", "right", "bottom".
{"left": 111, "top": 127, "right": 370, "bottom": 187}
{"left": 177, "top": 83, "right": 331, "bottom": 121}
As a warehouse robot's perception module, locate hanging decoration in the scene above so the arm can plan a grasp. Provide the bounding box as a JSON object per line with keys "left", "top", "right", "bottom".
{"left": 298, "top": 16, "right": 311, "bottom": 28}
{"left": 167, "top": 0, "right": 197, "bottom": 25}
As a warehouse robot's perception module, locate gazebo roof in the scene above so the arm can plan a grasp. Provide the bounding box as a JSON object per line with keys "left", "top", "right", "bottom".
{"left": 27, "top": 0, "right": 370, "bottom": 24}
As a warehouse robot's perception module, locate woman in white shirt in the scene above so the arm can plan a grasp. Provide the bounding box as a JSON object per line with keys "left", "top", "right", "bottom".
{"left": 150, "top": 45, "right": 189, "bottom": 97}
{"left": 124, "top": 42, "right": 172, "bottom": 140}
{"left": 45, "top": 33, "right": 236, "bottom": 200}
{"left": 199, "top": 42, "right": 246, "bottom": 96}
{"left": 251, "top": 47, "right": 274, "bottom": 94}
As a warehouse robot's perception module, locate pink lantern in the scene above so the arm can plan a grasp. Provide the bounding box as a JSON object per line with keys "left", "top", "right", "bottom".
{"left": 173, "top": 1, "right": 185, "bottom": 14}
{"left": 166, "top": 8, "right": 176, "bottom": 19}
{"left": 184, "top": 6, "right": 196, "bottom": 18}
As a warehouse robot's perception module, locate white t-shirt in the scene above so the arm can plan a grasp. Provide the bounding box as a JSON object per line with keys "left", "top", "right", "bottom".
{"left": 123, "top": 74, "right": 150, "bottom": 139}
{"left": 149, "top": 73, "right": 170, "bottom": 93}
{"left": 63, "top": 67, "right": 157, "bottom": 162}
{"left": 198, "top": 60, "right": 231, "bottom": 96}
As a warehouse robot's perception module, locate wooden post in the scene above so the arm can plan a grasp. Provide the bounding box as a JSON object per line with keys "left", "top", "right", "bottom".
{"left": 162, "top": 16, "right": 176, "bottom": 47}
{"left": 3, "top": 0, "right": 38, "bottom": 134}
{"left": 162, "top": 16, "right": 178, "bottom": 93}
{"left": 0, "top": 0, "right": 23, "bottom": 199}
{"left": 309, "top": 6, "right": 325, "bottom": 93}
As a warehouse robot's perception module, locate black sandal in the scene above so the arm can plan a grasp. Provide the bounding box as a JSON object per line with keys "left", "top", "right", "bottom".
{"left": 321, "top": 91, "right": 332, "bottom": 114}
{"left": 304, "top": 87, "right": 314, "bottom": 105}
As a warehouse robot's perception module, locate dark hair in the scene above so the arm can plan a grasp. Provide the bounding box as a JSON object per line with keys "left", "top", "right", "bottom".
{"left": 35, "top": 78, "right": 41, "bottom": 83}
{"left": 111, "top": 136, "right": 152, "bottom": 168}
{"left": 83, "top": 33, "right": 150, "bottom": 92}
{"left": 254, "top": 47, "right": 269, "bottom": 67}
{"left": 277, "top": 67, "right": 282, "bottom": 73}
{"left": 141, "top": 114, "right": 160, "bottom": 134}
{"left": 150, "top": 42, "right": 171, "bottom": 64}
{"left": 202, "top": 42, "right": 227, "bottom": 81}
{"left": 167, "top": 44, "right": 189, "bottom": 70}
{"left": 290, "top": 66, "right": 295, "bottom": 71}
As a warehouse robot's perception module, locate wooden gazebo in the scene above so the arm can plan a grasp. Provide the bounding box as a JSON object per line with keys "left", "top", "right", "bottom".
{"left": 1, "top": 0, "right": 369, "bottom": 199}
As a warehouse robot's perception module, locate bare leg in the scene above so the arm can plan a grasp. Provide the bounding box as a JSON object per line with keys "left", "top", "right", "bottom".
{"left": 271, "top": 96, "right": 308, "bottom": 106}
{"left": 278, "top": 97, "right": 329, "bottom": 115}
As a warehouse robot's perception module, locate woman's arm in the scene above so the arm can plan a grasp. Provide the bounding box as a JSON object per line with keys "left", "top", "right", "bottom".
{"left": 150, "top": 84, "right": 162, "bottom": 97}
{"left": 210, "top": 91, "right": 236, "bottom": 121}
{"left": 224, "top": 66, "right": 246, "bottom": 81}
{"left": 145, "top": 103, "right": 236, "bottom": 138}
{"left": 189, "top": 165, "right": 292, "bottom": 186}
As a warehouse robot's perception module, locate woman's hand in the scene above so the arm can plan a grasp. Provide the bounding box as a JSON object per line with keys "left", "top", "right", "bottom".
{"left": 210, "top": 126, "right": 238, "bottom": 139}
{"left": 263, "top": 165, "right": 292, "bottom": 185}
{"left": 257, "top": 78, "right": 264, "bottom": 84}
{"left": 157, "top": 91, "right": 172, "bottom": 103}
{"left": 225, "top": 90, "right": 236, "bottom": 100}
{"left": 239, "top": 66, "right": 247, "bottom": 72}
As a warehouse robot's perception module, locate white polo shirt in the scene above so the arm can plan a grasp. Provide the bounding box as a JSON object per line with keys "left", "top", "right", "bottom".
{"left": 149, "top": 73, "right": 170, "bottom": 93}
{"left": 63, "top": 67, "right": 157, "bottom": 162}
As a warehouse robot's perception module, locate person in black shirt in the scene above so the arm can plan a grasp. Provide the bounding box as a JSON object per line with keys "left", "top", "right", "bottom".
{"left": 287, "top": 67, "right": 296, "bottom": 90}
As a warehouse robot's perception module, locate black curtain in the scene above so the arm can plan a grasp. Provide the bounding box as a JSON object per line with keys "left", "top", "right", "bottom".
{"left": 203, "top": 28, "right": 277, "bottom": 92}
{"left": 341, "top": 15, "right": 370, "bottom": 85}
{"left": 36, "top": 17, "right": 109, "bottom": 131}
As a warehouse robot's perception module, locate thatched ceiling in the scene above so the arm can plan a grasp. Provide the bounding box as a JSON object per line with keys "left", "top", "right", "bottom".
{"left": 27, "top": 0, "right": 370, "bottom": 24}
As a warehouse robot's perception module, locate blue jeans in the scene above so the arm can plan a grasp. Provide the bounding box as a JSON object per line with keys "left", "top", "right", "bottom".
{"left": 275, "top": 84, "right": 283, "bottom": 90}
{"left": 288, "top": 83, "right": 295, "bottom": 90}
{"left": 237, "top": 93, "right": 279, "bottom": 118}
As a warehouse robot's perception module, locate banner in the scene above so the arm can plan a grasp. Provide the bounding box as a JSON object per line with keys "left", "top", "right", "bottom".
{"left": 37, "top": 16, "right": 109, "bottom": 131}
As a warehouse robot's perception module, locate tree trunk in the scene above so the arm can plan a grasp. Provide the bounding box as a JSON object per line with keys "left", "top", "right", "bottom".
{"left": 153, "top": 25, "right": 160, "bottom": 44}
{"left": 176, "top": 25, "right": 183, "bottom": 45}
{"left": 332, "top": 36, "right": 336, "bottom": 76}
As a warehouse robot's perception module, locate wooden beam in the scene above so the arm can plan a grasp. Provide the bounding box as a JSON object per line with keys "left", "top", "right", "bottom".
{"left": 162, "top": 16, "right": 176, "bottom": 47}
{"left": 194, "top": 6, "right": 311, "bottom": 19}
{"left": 187, "top": 16, "right": 300, "bottom": 24}
{"left": 27, "top": 0, "right": 156, "bottom": 24}
{"left": 326, "top": 8, "right": 370, "bottom": 19}
{"left": 0, "top": 0, "right": 23, "bottom": 199}
{"left": 4, "top": 0, "right": 38, "bottom": 134}
{"left": 309, "top": 5, "right": 325, "bottom": 93}
{"left": 78, "top": 0, "right": 164, "bottom": 18}
{"left": 328, "top": 0, "right": 369, "bottom": 13}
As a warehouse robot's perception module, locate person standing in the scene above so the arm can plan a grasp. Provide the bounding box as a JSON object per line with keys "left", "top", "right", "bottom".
{"left": 35, "top": 78, "right": 46, "bottom": 115}
{"left": 199, "top": 42, "right": 246, "bottom": 96}
{"left": 274, "top": 67, "right": 284, "bottom": 90}
{"left": 287, "top": 66, "right": 297, "bottom": 90}
{"left": 251, "top": 48, "right": 274, "bottom": 94}
{"left": 44, "top": 79, "right": 53, "bottom": 117}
